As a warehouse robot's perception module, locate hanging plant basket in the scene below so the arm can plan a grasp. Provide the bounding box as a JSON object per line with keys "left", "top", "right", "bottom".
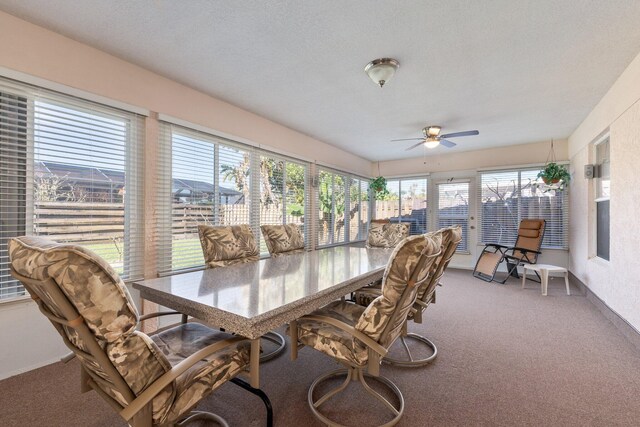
{"left": 542, "top": 177, "right": 561, "bottom": 184}
{"left": 537, "top": 162, "right": 570, "bottom": 190}
{"left": 369, "top": 176, "right": 387, "bottom": 194}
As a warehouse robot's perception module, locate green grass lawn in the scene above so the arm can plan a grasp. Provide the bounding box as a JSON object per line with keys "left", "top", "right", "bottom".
{"left": 84, "top": 238, "right": 205, "bottom": 273}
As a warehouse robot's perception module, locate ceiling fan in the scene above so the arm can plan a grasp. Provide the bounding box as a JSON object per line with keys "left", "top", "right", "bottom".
{"left": 392, "top": 126, "right": 479, "bottom": 150}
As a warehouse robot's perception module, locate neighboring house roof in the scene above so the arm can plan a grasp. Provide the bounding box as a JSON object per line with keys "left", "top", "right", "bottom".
{"left": 36, "top": 161, "right": 241, "bottom": 197}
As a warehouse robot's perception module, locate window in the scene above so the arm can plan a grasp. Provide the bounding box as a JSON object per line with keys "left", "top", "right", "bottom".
{"left": 157, "top": 122, "right": 309, "bottom": 273}
{"left": 437, "top": 182, "right": 469, "bottom": 252}
{"left": 595, "top": 139, "right": 610, "bottom": 260}
{"left": 259, "top": 155, "right": 306, "bottom": 253}
{"left": 0, "top": 79, "right": 144, "bottom": 300}
{"left": 317, "top": 168, "right": 369, "bottom": 246}
{"left": 479, "top": 167, "right": 569, "bottom": 249}
{"left": 375, "top": 177, "right": 428, "bottom": 235}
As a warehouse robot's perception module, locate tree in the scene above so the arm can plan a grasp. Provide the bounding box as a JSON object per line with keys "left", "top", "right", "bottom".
{"left": 34, "top": 173, "right": 86, "bottom": 202}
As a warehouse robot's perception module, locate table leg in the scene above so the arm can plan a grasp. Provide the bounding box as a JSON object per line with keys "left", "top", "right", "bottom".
{"left": 522, "top": 267, "right": 527, "bottom": 289}
{"left": 564, "top": 272, "right": 571, "bottom": 295}
{"left": 250, "top": 338, "right": 260, "bottom": 388}
{"left": 541, "top": 269, "right": 549, "bottom": 296}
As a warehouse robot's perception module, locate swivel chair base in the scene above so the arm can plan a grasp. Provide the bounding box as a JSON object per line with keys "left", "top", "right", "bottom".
{"left": 308, "top": 367, "right": 404, "bottom": 427}
{"left": 176, "top": 411, "right": 229, "bottom": 427}
{"left": 260, "top": 331, "right": 286, "bottom": 362}
{"left": 383, "top": 333, "right": 437, "bottom": 367}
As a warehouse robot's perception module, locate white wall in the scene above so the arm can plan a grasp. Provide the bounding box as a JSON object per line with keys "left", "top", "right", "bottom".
{"left": 568, "top": 50, "right": 640, "bottom": 331}
{"left": 0, "top": 300, "right": 68, "bottom": 380}
{"left": 376, "top": 139, "right": 568, "bottom": 177}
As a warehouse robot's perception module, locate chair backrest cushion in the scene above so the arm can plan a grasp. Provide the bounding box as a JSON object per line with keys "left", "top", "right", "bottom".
{"left": 355, "top": 232, "right": 442, "bottom": 348}
{"left": 366, "top": 222, "right": 410, "bottom": 248}
{"left": 260, "top": 224, "right": 304, "bottom": 256}
{"left": 8, "top": 237, "right": 174, "bottom": 418}
{"left": 9, "top": 236, "right": 138, "bottom": 341}
{"left": 198, "top": 224, "right": 259, "bottom": 268}
{"left": 513, "top": 219, "right": 546, "bottom": 262}
{"left": 417, "top": 225, "right": 463, "bottom": 302}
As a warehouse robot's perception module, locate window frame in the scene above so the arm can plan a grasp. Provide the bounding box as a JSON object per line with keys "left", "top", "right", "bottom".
{"left": 593, "top": 136, "right": 610, "bottom": 261}
{"left": 157, "top": 121, "right": 317, "bottom": 275}
{"left": 0, "top": 77, "right": 145, "bottom": 302}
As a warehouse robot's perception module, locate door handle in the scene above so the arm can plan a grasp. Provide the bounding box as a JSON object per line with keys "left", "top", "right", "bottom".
{"left": 470, "top": 225, "right": 475, "bottom": 230}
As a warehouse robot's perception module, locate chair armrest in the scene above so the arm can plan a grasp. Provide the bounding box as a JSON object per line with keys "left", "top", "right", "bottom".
{"left": 413, "top": 299, "right": 429, "bottom": 309}
{"left": 298, "top": 314, "right": 388, "bottom": 358}
{"left": 484, "top": 243, "right": 509, "bottom": 250}
{"left": 507, "top": 247, "right": 542, "bottom": 255}
{"left": 120, "top": 335, "right": 248, "bottom": 422}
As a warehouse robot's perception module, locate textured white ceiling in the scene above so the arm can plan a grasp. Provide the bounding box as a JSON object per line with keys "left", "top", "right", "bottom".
{"left": 2, "top": 0, "right": 640, "bottom": 161}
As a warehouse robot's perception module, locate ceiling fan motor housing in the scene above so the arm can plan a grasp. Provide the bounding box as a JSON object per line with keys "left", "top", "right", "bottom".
{"left": 423, "top": 126, "right": 441, "bottom": 137}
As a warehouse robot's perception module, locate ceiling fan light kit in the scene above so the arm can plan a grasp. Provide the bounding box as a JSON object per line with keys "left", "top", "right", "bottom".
{"left": 364, "top": 58, "right": 399, "bottom": 87}
{"left": 424, "top": 138, "right": 440, "bottom": 149}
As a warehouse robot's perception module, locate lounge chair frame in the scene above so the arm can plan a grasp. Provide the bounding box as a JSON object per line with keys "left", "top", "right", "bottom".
{"left": 473, "top": 219, "right": 546, "bottom": 284}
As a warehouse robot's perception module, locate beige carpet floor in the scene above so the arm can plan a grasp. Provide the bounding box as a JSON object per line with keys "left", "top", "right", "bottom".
{"left": 2, "top": 269, "right": 640, "bottom": 426}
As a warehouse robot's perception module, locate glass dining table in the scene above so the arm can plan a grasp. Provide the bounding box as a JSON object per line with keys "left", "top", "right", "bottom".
{"left": 132, "top": 244, "right": 394, "bottom": 388}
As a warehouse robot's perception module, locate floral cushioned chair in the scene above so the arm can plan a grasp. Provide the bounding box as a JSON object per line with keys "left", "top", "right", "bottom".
{"left": 355, "top": 225, "right": 463, "bottom": 366}
{"left": 260, "top": 223, "right": 305, "bottom": 257}
{"left": 289, "top": 232, "right": 442, "bottom": 427}
{"left": 198, "top": 224, "right": 260, "bottom": 268}
{"left": 8, "top": 236, "right": 272, "bottom": 427}
{"left": 366, "top": 222, "right": 411, "bottom": 249}
{"left": 198, "top": 224, "right": 286, "bottom": 362}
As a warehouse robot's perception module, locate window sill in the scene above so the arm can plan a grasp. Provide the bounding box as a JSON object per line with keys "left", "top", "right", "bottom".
{"left": 0, "top": 295, "right": 31, "bottom": 307}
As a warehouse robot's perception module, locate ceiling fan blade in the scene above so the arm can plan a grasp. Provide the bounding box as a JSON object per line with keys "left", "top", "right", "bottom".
{"left": 439, "top": 139, "right": 457, "bottom": 148}
{"left": 440, "top": 130, "right": 479, "bottom": 139}
{"left": 391, "top": 137, "right": 424, "bottom": 142}
{"left": 405, "top": 141, "right": 426, "bottom": 151}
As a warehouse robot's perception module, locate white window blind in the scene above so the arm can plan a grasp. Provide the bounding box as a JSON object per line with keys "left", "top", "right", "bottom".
{"left": 157, "top": 122, "right": 309, "bottom": 274}
{"left": 375, "top": 177, "right": 428, "bottom": 235}
{"left": 0, "top": 78, "right": 144, "bottom": 300}
{"left": 0, "top": 90, "right": 28, "bottom": 300}
{"left": 479, "top": 168, "right": 569, "bottom": 249}
{"left": 437, "top": 182, "right": 469, "bottom": 252}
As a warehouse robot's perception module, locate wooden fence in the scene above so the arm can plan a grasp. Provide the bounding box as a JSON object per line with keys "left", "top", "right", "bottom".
{"left": 374, "top": 200, "right": 426, "bottom": 219}
{"left": 34, "top": 202, "right": 305, "bottom": 243}
{"left": 34, "top": 200, "right": 416, "bottom": 244}
{"left": 34, "top": 202, "right": 124, "bottom": 243}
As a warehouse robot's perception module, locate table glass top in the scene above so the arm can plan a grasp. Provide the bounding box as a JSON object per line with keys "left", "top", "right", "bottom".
{"left": 133, "top": 245, "right": 393, "bottom": 319}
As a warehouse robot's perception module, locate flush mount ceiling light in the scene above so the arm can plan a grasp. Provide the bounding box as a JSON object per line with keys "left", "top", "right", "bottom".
{"left": 364, "top": 58, "right": 399, "bottom": 87}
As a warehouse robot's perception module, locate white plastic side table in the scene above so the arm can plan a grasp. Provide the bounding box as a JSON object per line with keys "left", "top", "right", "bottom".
{"left": 521, "top": 264, "right": 570, "bottom": 296}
